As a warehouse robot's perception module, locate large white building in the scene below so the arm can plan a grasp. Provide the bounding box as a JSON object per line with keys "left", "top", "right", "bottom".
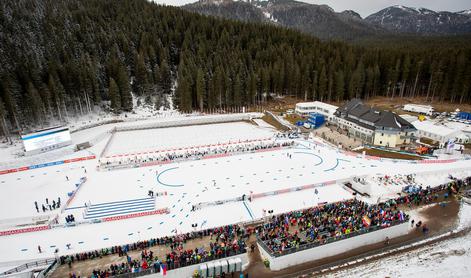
{"left": 412, "top": 120, "right": 470, "bottom": 146}
{"left": 335, "top": 99, "right": 416, "bottom": 147}
{"left": 295, "top": 101, "right": 338, "bottom": 121}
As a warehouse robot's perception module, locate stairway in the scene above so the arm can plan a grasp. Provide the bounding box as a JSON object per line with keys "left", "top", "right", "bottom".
{"left": 84, "top": 197, "right": 155, "bottom": 219}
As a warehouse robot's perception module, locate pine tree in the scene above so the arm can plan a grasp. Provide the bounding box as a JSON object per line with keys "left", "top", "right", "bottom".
{"left": 26, "top": 82, "right": 44, "bottom": 125}
{"left": 248, "top": 72, "right": 257, "bottom": 105}
{"left": 159, "top": 59, "right": 172, "bottom": 95}
{"left": 318, "top": 67, "right": 327, "bottom": 101}
{"left": 195, "top": 68, "right": 205, "bottom": 111}
{"left": 0, "top": 97, "right": 10, "bottom": 142}
{"left": 108, "top": 78, "right": 121, "bottom": 111}
{"left": 116, "top": 62, "right": 132, "bottom": 111}
{"left": 349, "top": 68, "right": 361, "bottom": 99}
{"left": 335, "top": 70, "right": 345, "bottom": 102}
{"left": 134, "top": 52, "right": 149, "bottom": 96}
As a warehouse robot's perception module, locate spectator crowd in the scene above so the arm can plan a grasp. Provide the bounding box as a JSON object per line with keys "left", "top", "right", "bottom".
{"left": 61, "top": 225, "right": 250, "bottom": 278}
{"left": 60, "top": 175, "right": 471, "bottom": 277}
{"left": 258, "top": 199, "right": 408, "bottom": 254}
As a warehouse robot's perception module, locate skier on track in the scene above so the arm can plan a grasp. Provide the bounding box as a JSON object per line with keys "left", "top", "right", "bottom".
{"left": 34, "top": 201, "right": 39, "bottom": 213}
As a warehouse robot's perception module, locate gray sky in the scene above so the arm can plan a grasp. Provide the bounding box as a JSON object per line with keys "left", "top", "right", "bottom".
{"left": 151, "top": 0, "right": 471, "bottom": 18}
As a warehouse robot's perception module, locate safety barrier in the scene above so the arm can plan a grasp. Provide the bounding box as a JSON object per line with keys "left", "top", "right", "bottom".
{"left": 61, "top": 177, "right": 88, "bottom": 214}
{"left": 0, "top": 225, "right": 50, "bottom": 236}
{"left": 104, "top": 137, "right": 273, "bottom": 158}
{"left": 0, "top": 208, "right": 170, "bottom": 237}
{"left": 1, "top": 258, "right": 57, "bottom": 276}
{"left": 418, "top": 159, "right": 457, "bottom": 164}
{"left": 102, "top": 208, "right": 169, "bottom": 222}
{"left": 258, "top": 219, "right": 408, "bottom": 258}
{"left": 250, "top": 180, "right": 338, "bottom": 200}
{"left": 114, "top": 113, "right": 264, "bottom": 132}
{"left": 0, "top": 155, "right": 96, "bottom": 175}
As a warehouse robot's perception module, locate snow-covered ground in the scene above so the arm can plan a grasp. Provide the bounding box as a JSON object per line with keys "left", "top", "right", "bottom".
{"left": 323, "top": 202, "right": 471, "bottom": 278}
{"left": 0, "top": 116, "right": 470, "bottom": 267}
{"left": 105, "top": 122, "right": 273, "bottom": 156}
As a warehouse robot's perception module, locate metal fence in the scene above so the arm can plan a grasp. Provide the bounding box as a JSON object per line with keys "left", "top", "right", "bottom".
{"left": 36, "top": 259, "right": 57, "bottom": 278}
{"left": 258, "top": 219, "right": 409, "bottom": 258}
{"left": 115, "top": 113, "right": 264, "bottom": 132}
{"left": 1, "top": 258, "right": 56, "bottom": 276}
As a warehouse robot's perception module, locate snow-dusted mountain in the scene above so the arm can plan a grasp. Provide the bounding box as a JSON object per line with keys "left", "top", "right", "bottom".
{"left": 365, "top": 5, "right": 471, "bottom": 35}
{"left": 184, "top": 0, "right": 384, "bottom": 41}
{"left": 184, "top": 1, "right": 471, "bottom": 39}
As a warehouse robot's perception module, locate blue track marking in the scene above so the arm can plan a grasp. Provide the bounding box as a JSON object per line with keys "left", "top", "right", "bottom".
{"left": 243, "top": 201, "right": 254, "bottom": 220}
{"left": 324, "top": 158, "right": 350, "bottom": 172}
{"left": 156, "top": 167, "right": 184, "bottom": 187}
{"left": 294, "top": 151, "right": 323, "bottom": 166}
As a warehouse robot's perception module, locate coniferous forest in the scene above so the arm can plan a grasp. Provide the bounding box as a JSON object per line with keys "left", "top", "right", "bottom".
{"left": 0, "top": 0, "right": 471, "bottom": 131}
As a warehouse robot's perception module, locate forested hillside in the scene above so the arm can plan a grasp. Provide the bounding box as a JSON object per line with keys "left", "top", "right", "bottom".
{"left": 0, "top": 0, "right": 471, "bottom": 133}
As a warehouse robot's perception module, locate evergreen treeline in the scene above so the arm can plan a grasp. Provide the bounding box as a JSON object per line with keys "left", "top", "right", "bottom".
{"left": 0, "top": 0, "right": 470, "bottom": 133}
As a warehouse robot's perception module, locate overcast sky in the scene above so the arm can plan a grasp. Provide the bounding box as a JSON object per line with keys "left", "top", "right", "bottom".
{"left": 151, "top": 0, "right": 471, "bottom": 17}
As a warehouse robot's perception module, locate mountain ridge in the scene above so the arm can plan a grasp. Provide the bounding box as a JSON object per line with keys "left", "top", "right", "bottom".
{"left": 183, "top": 0, "right": 471, "bottom": 39}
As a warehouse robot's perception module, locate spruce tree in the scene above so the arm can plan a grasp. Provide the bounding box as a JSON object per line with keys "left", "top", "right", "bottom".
{"left": 108, "top": 78, "right": 121, "bottom": 111}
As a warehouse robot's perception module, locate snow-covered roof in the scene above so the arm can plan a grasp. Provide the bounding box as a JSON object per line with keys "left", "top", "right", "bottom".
{"left": 445, "top": 121, "right": 471, "bottom": 134}
{"left": 412, "top": 120, "right": 460, "bottom": 137}
{"left": 399, "top": 114, "right": 418, "bottom": 123}
{"left": 295, "top": 101, "right": 338, "bottom": 111}
{"left": 403, "top": 104, "right": 434, "bottom": 109}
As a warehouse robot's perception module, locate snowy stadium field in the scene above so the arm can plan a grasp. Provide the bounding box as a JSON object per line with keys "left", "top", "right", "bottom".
{"left": 104, "top": 122, "right": 274, "bottom": 157}
{"left": 1, "top": 120, "right": 471, "bottom": 264}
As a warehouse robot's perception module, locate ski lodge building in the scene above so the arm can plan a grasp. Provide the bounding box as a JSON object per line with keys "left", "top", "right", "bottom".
{"left": 334, "top": 99, "right": 416, "bottom": 147}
